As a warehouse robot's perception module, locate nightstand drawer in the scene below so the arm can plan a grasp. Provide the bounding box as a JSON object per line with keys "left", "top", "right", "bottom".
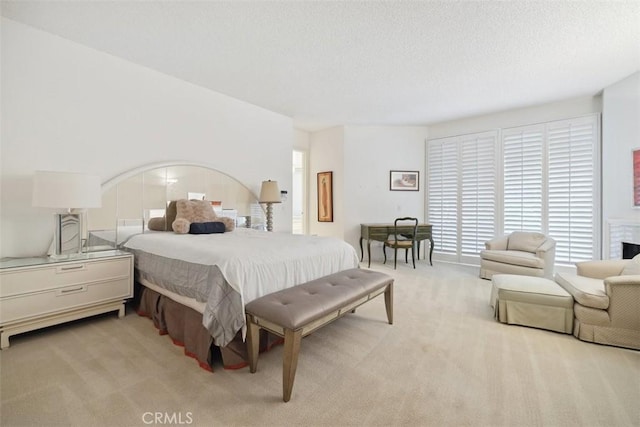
{"left": 0, "top": 277, "right": 132, "bottom": 324}
{"left": 0, "top": 256, "right": 132, "bottom": 297}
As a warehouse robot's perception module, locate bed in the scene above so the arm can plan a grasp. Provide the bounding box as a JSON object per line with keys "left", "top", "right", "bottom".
{"left": 125, "top": 228, "right": 358, "bottom": 369}
{"left": 86, "top": 163, "right": 360, "bottom": 370}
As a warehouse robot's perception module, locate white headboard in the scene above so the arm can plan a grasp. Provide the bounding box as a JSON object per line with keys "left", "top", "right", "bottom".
{"left": 86, "top": 162, "right": 266, "bottom": 249}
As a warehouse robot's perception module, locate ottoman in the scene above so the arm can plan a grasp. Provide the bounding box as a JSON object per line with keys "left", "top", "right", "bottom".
{"left": 490, "top": 274, "right": 574, "bottom": 334}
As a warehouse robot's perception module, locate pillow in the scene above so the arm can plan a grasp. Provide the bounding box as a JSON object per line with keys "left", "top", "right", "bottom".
{"left": 218, "top": 216, "right": 235, "bottom": 232}
{"left": 166, "top": 200, "right": 178, "bottom": 227}
{"left": 507, "top": 231, "right": 547, "bottom": 253}
{"left": 148, "top": 217, "right": 167, "bottom": 231}
{"left": 147, "top": 201, "right": 179, "bottom": 231}
{"left": 172, "top": 218, "right": 190, "bottom": 234}
{"left": 621, "top": 253, "right": 640, "bottom": 275}
{"left": 189, "top": 222, "right": 226, "bottom": 234}
{"left": 172, "top": 199, "right": 218, "bottom": 234}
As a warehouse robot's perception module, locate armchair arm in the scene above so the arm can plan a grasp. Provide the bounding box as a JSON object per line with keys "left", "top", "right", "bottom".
{"left": 485, "top": 235, "right": 509, "bottom": 250}
{"left": 604, "top": 275, "right": 640, "bottom": 330}
{"left": 536, "top": 238, "right": 556, "bottom": 278}
{"left": 576, "top": 260, "right": 628, "bottom": 280}
{"left": 535, "top": 237, "right": 556, "bottom": 256}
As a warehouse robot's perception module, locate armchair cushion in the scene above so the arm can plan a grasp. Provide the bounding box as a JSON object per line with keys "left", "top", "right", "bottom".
{"left": 576, "top": 260, "right": 628, "bottom": 279}
{"left": 481, "top": 250, "right": 545, "bottom": 269}
{"left": 507, "top": 231, "right": 547, "bottom": 253}
{"left": 555, "top": 272, "right": 609, "bottom": 310}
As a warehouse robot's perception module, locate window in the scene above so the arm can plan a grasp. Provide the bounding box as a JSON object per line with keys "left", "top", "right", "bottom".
{"left": 502, "top": 126, "right": 544, "bottom": 233}
{"left": 546, "top": 117, "right": 599, "bottom": 263}
{"left": 460, "top": 133, "right": 497, "bottom": 260}
{"left": 427, "top": 138, "right": 458, "bottom": 257}
{"left": 427, "top": 131, "right": 498, "bottom": 262}
{"left": 426, "top": 114, "right": 600, "bottom": 265}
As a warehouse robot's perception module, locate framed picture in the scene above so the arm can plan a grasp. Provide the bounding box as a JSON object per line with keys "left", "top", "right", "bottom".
{"left": 634, "top": 148, "right": 640, "bottom": 207}
{"left": 390, "top": 170, "right": 419, "bottom": 191}
{"left": 317, "top": 171, "right": 333, "bottom": 222}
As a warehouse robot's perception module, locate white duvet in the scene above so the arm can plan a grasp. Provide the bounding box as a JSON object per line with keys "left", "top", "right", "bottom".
{"left": 124, "top": 228, "right": 359, "bottom": 310}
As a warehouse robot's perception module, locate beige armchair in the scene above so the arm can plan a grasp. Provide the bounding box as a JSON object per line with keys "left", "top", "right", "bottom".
{"left": 555, "top": 256, "right": 640, "bottom": 350}
{"left": 480, "top": 231, "right": 556, "bottom": 279}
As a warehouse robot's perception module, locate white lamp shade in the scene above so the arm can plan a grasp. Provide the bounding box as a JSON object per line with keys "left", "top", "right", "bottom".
{"left": 32, "top": 171, "right": 102, "bottom": 209}
{"left": 259, "top": 180, "right": 281, "bottom": 203}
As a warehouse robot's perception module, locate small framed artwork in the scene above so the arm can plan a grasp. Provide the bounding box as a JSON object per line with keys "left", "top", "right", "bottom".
{"left": 390, "top": 170, "right": 419, "bottom": 191}
{"left": 317, "top": 171, "right": 333, "bottom": 222}
{"left": 634, "top": 148, "right": 640, "bottom": 207}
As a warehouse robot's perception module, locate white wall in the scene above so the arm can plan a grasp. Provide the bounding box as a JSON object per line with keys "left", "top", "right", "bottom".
{"left": 308, "top": 126, "right": 344, "bottom": 239}
{"left": 428, "top": 95, "right": 602, "bottom": 139}
{"left": 602, "top": 72, "right": 640, "bottom": 221}
{"left": 602, "top": 71, "right": 640, "bottom": 256}
{"left": 293, "top": 128, "right": 310, "bottom": 151}
{"left": 343, "top": 126, "right": 428, "bottom": 259}
{"left": 308, "top": 125, "right": 428, "bottom": 259}
{"left": 1, "top": 18, "right": 293, "bottom": 257}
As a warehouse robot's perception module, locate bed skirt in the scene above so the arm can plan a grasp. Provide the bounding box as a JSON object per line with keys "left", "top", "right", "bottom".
{"left": 136, "top": 286, "right": 281, "bottom": 371}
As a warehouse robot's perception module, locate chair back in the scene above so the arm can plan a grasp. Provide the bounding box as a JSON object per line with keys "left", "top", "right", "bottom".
{"left": 391, "top": 217, "right": 419, "bottom": 244}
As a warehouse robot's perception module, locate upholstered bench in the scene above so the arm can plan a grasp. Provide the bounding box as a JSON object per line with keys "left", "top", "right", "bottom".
{"left": 245, "top": 268, "right": 394, "bottom": 402}
{"left": 490, "top": 274, "right": 574, "bottom": 334}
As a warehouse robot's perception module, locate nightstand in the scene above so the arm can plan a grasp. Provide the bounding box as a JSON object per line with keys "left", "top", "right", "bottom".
{"left": 0, "top": 250, "right": 133, "bottom": 349}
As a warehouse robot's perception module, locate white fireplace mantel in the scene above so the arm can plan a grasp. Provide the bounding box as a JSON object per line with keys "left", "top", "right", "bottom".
{"left": 606, "top": 218, "right": 640, "bottom": 259}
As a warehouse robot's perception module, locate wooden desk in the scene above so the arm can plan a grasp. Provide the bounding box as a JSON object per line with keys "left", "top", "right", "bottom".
{"left": 360, "top": 223, "right": 433, "bottom": 268}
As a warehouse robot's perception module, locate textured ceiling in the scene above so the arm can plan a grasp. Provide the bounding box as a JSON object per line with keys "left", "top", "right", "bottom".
{"left": 2, "top": 1, "right": 639, "bottom": 131}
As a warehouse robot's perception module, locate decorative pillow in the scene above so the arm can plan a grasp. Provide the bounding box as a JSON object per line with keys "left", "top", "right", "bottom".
{"left": 172, "top": 218, "right": 191, "bottom": 234}
{"left": 189, "top": 222, "right": 226, "bottom": 234}
{"left": 218, "top": 216, "right": 235, "bottom": 232}
{"left": 148, "top": 217, "right": 167, "bottom": 231}
{"left": 172, "top": 199, "right": 218, "bottom": 234}
{"left": 507, "top": 231, "right": 547, "bottom": 253}
{"left": 621, "top": 253, "right": 640, "bottom": 275}
{"left": 147, "top": 201, "right": 179, "bottom": 231}
{"left": 166, "top": 200, "right": 178, "bottom": 228}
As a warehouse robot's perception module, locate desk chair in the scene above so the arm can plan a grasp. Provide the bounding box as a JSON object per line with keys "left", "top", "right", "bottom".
{"left": 383, "top": 217, "right": 419, "bottom": 269}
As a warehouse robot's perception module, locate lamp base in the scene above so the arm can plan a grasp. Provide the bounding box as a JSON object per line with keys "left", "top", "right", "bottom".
{"left": 266, "top": 203, "right": 274, "bottom": 232}
{"left": 52, "top": 213, "right": 82, "bottom": 257}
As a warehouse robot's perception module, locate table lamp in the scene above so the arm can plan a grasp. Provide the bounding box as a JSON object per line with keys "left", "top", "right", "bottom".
{"left": 259, "top": 180, "right": 281, "bottom": 232}
{"left": 32, "top": 171, "right": 102, "bottom": 257}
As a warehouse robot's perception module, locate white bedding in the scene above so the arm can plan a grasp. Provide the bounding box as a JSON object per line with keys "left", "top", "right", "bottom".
{"left": 124, "top": 228, "right": 359, "bottom": 342}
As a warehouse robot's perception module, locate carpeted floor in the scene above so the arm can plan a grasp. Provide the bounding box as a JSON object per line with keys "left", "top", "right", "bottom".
{"left": 1, "top": 261, "right": 639, "bottom": 426}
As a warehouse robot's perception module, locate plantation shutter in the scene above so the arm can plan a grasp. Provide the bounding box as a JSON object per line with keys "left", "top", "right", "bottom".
{"left": 427, "top": 113, "right": 598, "bottom": 266}
{"left": 427, "top": 138, "right": 458, "bottom": 254}
{"left": 460, "top": 132, "right": 497, "bottom": 257}
{"left": 502, "top": 126, "right": 544, "bottom": 233}
{"left": 547, "top": 116, "right": 598, "bottom": 263}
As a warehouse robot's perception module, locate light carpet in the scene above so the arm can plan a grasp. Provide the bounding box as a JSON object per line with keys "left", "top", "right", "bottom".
{"left": 1, "top": 262, "right": 638, "bottom": 426}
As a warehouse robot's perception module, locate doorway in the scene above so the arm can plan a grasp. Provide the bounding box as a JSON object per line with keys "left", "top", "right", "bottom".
{"left": 292, "top": 150, "right": 306, "bottom": 234}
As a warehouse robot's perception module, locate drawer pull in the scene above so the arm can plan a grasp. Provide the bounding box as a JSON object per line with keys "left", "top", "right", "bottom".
{"left": 56, "top": 285, "right": 87, "bottom": 296}
{"left": 58, "top": 264, "right": 86, "bottom": 272}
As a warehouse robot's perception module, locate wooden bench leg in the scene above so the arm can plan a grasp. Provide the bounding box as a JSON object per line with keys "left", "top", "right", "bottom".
{"left": 246, "top": 317, "right": 260, "bottom": 373}
{"left": 384, "top": 283, "right": 394, "bottom": 325}
{"left": 283, "top": 328, "right": 302, "bottom": 402}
